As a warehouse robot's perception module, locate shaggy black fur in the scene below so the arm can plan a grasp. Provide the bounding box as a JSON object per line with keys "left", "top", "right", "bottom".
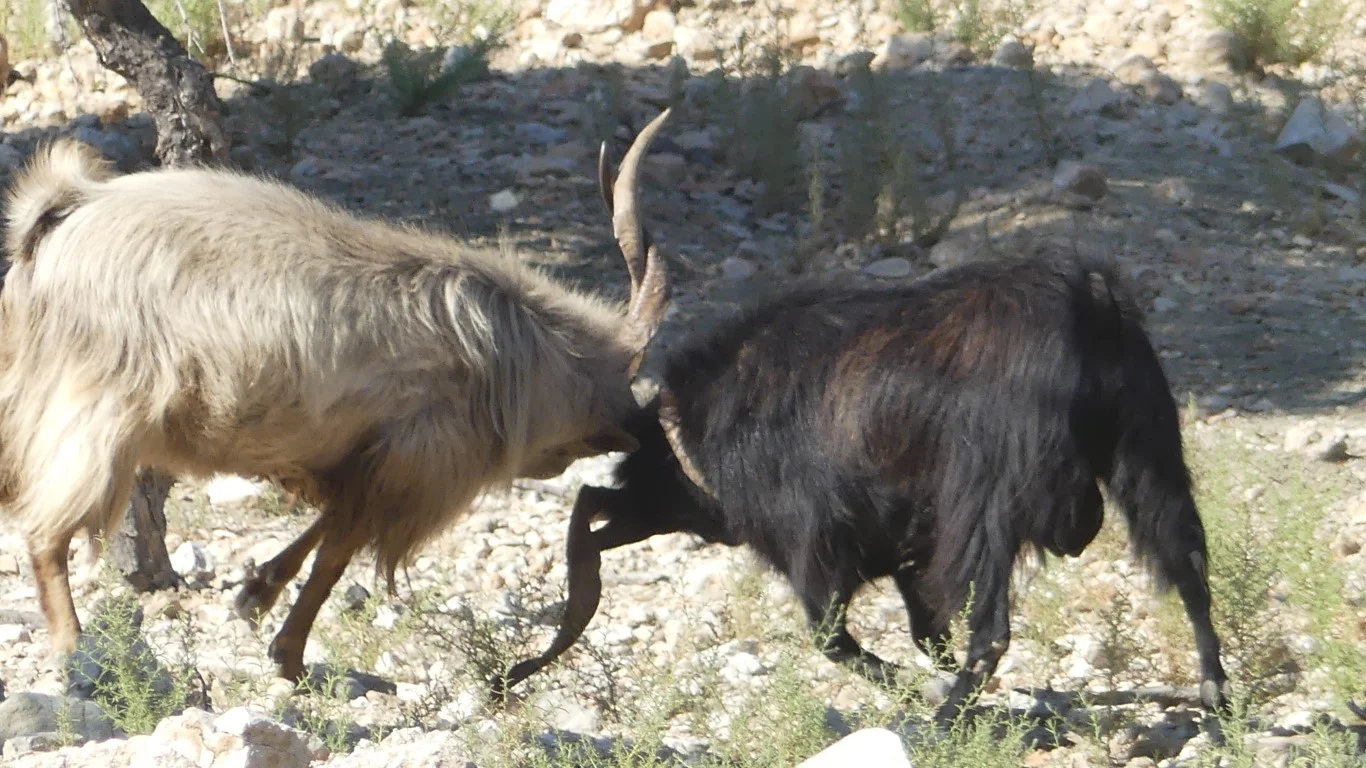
{"left": 503, "top": 253, "right": 1230, "bottom": 725}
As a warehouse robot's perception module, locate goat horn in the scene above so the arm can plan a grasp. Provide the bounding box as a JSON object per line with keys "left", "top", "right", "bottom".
{"left": 597, "top": 142, "right": 635, "bottom": 287}
{"left": 490, "top": 485, "right": 607, "bottom": 700}
{"left": 599, "top": 109, "right": 674, "bottom": 363}
{"left": 658, "top": 388, "right": 713, "bottom": 497}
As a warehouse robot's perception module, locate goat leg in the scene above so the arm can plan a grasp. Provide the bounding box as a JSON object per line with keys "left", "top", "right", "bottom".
{"left": 29, "top": 531, "right": 79, "bottom": 659}
{"left": 933, "top": 595, "right": 1011, "bottom": 728}
{"left": 1169, "top": 549, "right": 1232, "bottom": 714}
{"left": 233, "top": 515, "right": 328, "bottom": 629}
{"left": 267, "top": 530, "right": 363, "bottom": 682}
{"left": 798, "top": 586, "right": 903, "bottom": 690}
{"left": 892, "top": 568, "right": 954, "bottom": 672}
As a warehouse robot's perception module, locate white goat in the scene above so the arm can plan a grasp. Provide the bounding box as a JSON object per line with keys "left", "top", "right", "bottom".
{"left": 0, "top": 108, "right": 674, "bottom": 681}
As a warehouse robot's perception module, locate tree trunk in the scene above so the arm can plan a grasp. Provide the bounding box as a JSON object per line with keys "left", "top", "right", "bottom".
{"left": 107, "top": 470, "right": 181, "bottom": 591}
{"left": 64, "top": 0, "right": 228, "bottom": 166}
{"left": 63, "top": 0, "right": 230, "bottom": 589}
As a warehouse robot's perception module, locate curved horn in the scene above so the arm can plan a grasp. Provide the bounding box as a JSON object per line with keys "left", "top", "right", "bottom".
{"left": 658, "top": 388, "right": 713, "bottom": 497}
{"left": 490, "top": 485, "right": 608, "bottom": 699}
{"left": 597, "top": 142, "right": 633, "bottom": 285}
{"left": 604, "top": 108, "right": 671, "bottom": 289}
{"left": 599, "top": 108, "right": 674, "bottom": 363}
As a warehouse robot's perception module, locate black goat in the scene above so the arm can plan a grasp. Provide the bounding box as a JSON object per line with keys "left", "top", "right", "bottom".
{"left": 495, "top": 252, "right": 1230, "bottom": 725}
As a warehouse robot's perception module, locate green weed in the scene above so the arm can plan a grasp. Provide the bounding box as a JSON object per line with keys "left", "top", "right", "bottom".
{"left": 1204, "top": 0, "right": 1346, "bottom": 70}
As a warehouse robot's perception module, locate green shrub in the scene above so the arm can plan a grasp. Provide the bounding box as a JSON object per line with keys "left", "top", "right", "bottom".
{"left": 1205, "top": 0, "right": 1345, "bottom": 69}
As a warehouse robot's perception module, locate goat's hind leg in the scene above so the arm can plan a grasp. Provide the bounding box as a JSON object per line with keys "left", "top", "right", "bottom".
{"left": 22, "top": 446, "right": 138, "bottom": 669}
{"left": 1158, "top": 531, "right": 1230, "bottom": 712}
{"left": 234, "top": 515, "right": 328, "bottom": 628}
{"left": 266, "top": 525, "right": 364, "bottom": 682}
{"left": 28, "top": 530, "right": 79, "bottom": 658}
{"left": 797, "top": 580, "right": 903, "bottom": 690}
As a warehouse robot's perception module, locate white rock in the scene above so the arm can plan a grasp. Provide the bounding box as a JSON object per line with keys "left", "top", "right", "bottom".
{"left": 170, "top": 541, "right": 216, "bottom": 580}
{"left": 395, "top": 682, "right": 428, "bottom": 703}
{"left": 263, "top": 7, "right": 303, "bottom": 42}
{"left": 1284, "top": 422, "right": 1321, "bottom": 452}
{"left": 1114, "top": 53, "right": 1155, "bottom": 85}
{"left": 720, "top": 256, "right": 756, "bottom": 282}
{"left": 862, "top": 257, "right": 913, "bottom": 279}
{"left": 723, "top": 651, "right": 767, "bottom": 679}
{"left": 1275, "top": 97, "right": 1361, "bottom": 166}
{"left": 205, "top": 475, "right": 269, "bottom": 507}
{"left": 213, "top": 707, "right": 312, "bottom": 768}
{"left": 320, "top": 729, "right": 464, "bottom": 767}
{"left": 214, "top": 706, "right": 270, "bottom": 736}
{"left": 437, "top": 688, "right": 482, "bottom": 725}
{"left": 150, "top": 709, "right": 216, "bottom": 766}
{"left": 371, "top": 604, "right": 402, "bottom": 629}
{"left": 1278, "top": 710, "right": 1317, "bottom": 730}
{"left": 929, "top": 237, "right": 983, "bottom": 270}
{"left": 551, "top": 700, "right": 600, "bottom": 733}
{"left": 640, "top": 8, "right": 675, "bottom": 44}
{"left": 1067, "top": 77, "right": 1123, "bottom": 116}
{"left": 1064, "top": 654, "right": 1094, "bottom": 679}
{"left": 682, "top": 559, "right": 732, "bottom": 597}
{"left": 872, "top": 32, "right": 934, "bottom": 70}
{"left": 544, "top": 0, "right": 647, "bottom": 33}
{"left": 489, "top": 189, "right": 520, "bottom": 213}
{"left": 674, "top": 25, "right": 716, "bottom": 60}
{"left": 797, "top": 728, "right": 911, "bottom": 768}
{"left": 0, "top": 623, "right": 32, "bottom": 643}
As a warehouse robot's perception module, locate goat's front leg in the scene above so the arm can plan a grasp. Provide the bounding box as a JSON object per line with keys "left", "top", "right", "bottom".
{"left": 267, "top": 529, "right": 363, "bottom": 682}
{"left": 933, "top": 589, "right": 1011, "bottom": 727}
{"left": 892, "top": 568, "right": 954, "bottom": 672}
{"left": 234, "top": 515, "right": 329, "bottom": 628}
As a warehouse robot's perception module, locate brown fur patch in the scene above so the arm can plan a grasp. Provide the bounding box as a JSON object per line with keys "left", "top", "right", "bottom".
{"left": 920, "top": 287, "right": 1019, "bottom": 380}
{"left": 823, "top": 324, "right": 903, "bottom": 449}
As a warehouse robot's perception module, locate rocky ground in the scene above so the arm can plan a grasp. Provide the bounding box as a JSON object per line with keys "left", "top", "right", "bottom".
{"left": 2, "top": 0, "right": 1366, "bottom": 765}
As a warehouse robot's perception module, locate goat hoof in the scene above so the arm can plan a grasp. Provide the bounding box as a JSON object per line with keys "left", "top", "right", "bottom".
{"left": 487, "top": 672, "right": 510, "bottom": 703}
{"left": 274, "top": 662, "right": 305, "bottom": 684}
{"left": 233, "top": 582, "right": 274, "bottom": 627}
{"left": 919, "top": 674, "right": 955, "bottom": 707}
{"left": 1200, "top": 678, "right": 1231, "bottom": 713}
{"left": 932, "top": 703, "right": 966, "bottom": 730}
{"left": 268, "top": 641, "right": 305, "bottom": 683}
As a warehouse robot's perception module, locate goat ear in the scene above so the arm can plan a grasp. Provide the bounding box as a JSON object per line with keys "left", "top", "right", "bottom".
{"left": 585, "top": 425, "right": 639, "bottom": 454}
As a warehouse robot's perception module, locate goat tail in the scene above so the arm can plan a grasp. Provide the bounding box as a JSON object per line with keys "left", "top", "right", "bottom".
{"left": 4, "top": 138, "right": 113, "bottom": 263}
